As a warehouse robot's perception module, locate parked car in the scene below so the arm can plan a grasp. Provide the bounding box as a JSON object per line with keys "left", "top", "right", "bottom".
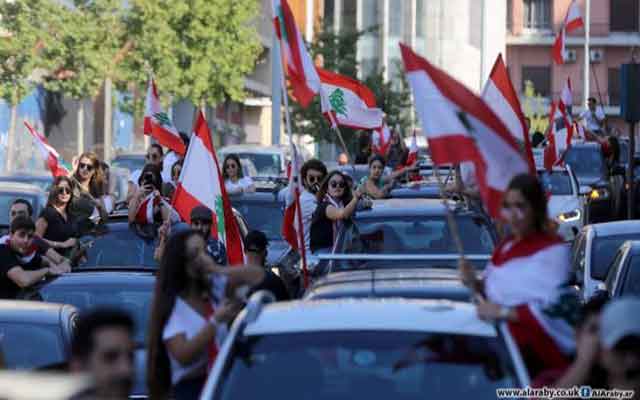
{"left": 603, "top": 240, "right": 640, "bottom": 298}
{"left": 0, "top": 300, "right": 77, "bottom": 370}
{"left": 19, "top": 270, "right": 155, "bottom": 398}
{"left": 563, "top": 142, "right": 616, "bottom": 223}
{"left": 313, "top": 199, "right": 496, "bottom": 275}
{"left": 538, "top": 166, "right": 587, "bottom": 241}
{"left": 110, "top": 153, "right": 146, "bottom": 176}
{"left": 219, "top": 145, "right": 310, "bottom": 177}
{"left": 304, "top": 268, "right": 470, "bottom": 301}
{"left": 199, "top": 293, "right": 529, "bottom": 399}
{"left": 0, "top": 182, "right": 46, "bottom": 231}
{"left": 571, "top": 220, "right": 640, "bottom": 300}
{"left": 0, "top": 172, "right": 53, "bottom": 192}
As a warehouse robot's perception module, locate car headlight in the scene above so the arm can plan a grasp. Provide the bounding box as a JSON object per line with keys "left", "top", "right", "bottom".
{"left": 558, "top": 209, "right": 581, "bottom": 222}
{"left": 589, "top": 188, "right": 609, "bottom": 200}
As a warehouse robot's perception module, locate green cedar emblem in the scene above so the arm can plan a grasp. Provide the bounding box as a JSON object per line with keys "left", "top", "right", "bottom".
{"left": 153, "top": 112, "right": 172, "bottom": 127}
{"left": 329, "top": 88, "right": 348, "bottom": 118}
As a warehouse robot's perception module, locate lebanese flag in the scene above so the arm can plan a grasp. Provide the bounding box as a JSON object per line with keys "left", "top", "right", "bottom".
{"left": 405, "top": 130, "right": 419, "bottom": 166}
{"left": 172, "top": 111, "right": 244, "bottom": 266}
{"left": 372, "top": 124, "right": 391, "bottom": 156}
{"left": 552, "top": 0, "right": 584, "bottom": 65}
{"left": 482, "top": 54, "right": 535, "bottom": 173}
{"left": 281, "top": 143, "right": 309, "bottom": 287}
{"left": 272, "top": 0, "right": 321, "bottom": 108}
{"left": 560, "top": 77, "right": 573, "bottom": 109}
{"left": 544, "top": 102, "right": 574, "bottom": 171}
{"left": 24, "top": 121, "right": 69, "bottom": 178}
{"left": 144, "top": 78, "right": 186, "bottom": 156}
{"left": 317, "top": 67, "right": 383, "bottom": 130}
{"left": 400, "top": 43, "right": 529, "bottom": 218}
{"left": 134, "top": 192, "right": 161, "bottom": 225}
{"left": 485, "top": 232, "right": 577, "bottom": 372}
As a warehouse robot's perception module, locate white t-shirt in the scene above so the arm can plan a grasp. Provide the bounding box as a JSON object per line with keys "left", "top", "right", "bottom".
{"left": 162, "top": 297, "right": 227, "bottom": 385}
{"left": 579, "top": 107, "right": 605, "bottom": 132}
{"left": 299, "top": 190, "right": 317, "bottom": 253}
{"left": 224, "top": 176, "right": 254, "bottom": 193}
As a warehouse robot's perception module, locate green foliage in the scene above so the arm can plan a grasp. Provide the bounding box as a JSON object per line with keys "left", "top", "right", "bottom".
{"left": 522, "top": 80, "right": 549, "bottom": 135}
{"left": 290, "top": 28, "right": 412, "bottom": 150}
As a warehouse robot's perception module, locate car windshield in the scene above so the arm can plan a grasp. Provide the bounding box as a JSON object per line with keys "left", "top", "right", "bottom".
{"left": 539, "top": 171, "right": 573, "bottom": 195}
{"left": 213, "top": 331, "right": 518, "bottom": 400}
{"left": 0, "top": 193, "right": 37, "bottom": 226}
{"left": 231, "top": 201, "right": 283, "bottom": 241}
{"left": 0, "top": 322, "right": 65, "bottom": 369}
{"left": 592, "top": 235, "right": 640, "bottom": 280}
{"left": 79, "top": 226, "right": 158, "bottom": 268}
{"left": 38, "top": 282, "right": 152, "bottom": 345}
{"left": 235, "top": 153, "right": 281, "bottom": 177}
{"left": 111, "top": 157, "right": 145, "bottom": 174}
{"left": 564, "top": 147, "right": 605, "bottom": 177}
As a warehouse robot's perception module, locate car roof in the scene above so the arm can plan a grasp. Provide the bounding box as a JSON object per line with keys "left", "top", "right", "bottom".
{"left": 0, "top": 172, "right": 53, "bottom": 180}
{"left": 0, "top": 300, "right": 74, "bottom": 324}
{"left": 622, "top": 240, "right": 640, "bottom": 256}
{"left": 245, "top": 298, "right": 495, "bottom": 337}
{"left": 41, "top": 271, "right": 155, "bottom": 287}
{"left": 112, "top": 153, "right": 145, "bottom": 159}
{"left": 354, "top": 198, "right": 464, "bottom": 218}
{"left": 569, "top": 142, "right": 601, "bottom": 150}
{"left": 229, "top": 191, "right": 281, "bottom": 203}
{"left": 0, "top": 181, "right": 45, "bottom": 195}
{"left": 589, "top": 220, "right": 640, "bottom": 237}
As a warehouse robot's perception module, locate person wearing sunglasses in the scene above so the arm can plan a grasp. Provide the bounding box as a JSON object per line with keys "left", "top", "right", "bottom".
{"left": 222, "top": 154, "right": 255, "bottom": 195}
{"left": 36, "top": 176, "right": 78, "bottom": 256}
{"left": 294, "top": 159, "right": 328, "bottom": 253}
{"left": 126, "top": 144, "right": 165, "bottom": 202}
{"left": 310, "top": 171, "right": 362, "bottom": 253}
{"left": 71, "top": 152, "right": 109, "bottom": 235}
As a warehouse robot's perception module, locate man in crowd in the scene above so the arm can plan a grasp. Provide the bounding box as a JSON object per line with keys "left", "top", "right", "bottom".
{"left": 70, "top": 309, "right": 136, "bottom": 400}
{"left": 298, "top": 159, "right": 327, "bottom": 253}
{"left": 244, "top": 230, "right": 289, "bottom": 301}
{"left": 0, "top": 216, "right": 64, "bottom": 299}
{"left": 580, "top": 97, "right": 606, "bottom": 136}
{"left": 126, "top": 144, "right": 165, "bottom": 202}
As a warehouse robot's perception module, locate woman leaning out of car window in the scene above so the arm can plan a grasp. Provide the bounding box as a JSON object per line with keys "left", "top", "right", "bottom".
{"left": 70, "top": 152, "right": 109, "bottom": 234}
{"left": 360, "top": 155, "right": 414, "bottom": 199}
{"left": 310, "top": 171, "right": 362, "bottom": 253}
{"left": 35, "top": 176, "right": 78, "bottom": 257}
{"left": 222, "top": 154, "right": 255, "bottom": 195}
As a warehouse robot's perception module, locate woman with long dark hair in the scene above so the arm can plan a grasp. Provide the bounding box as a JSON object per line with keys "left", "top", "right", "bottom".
{"left": 222, "top": 154, "right": 255, "bottom": 194}
{"left": 147, "top": 229, "right": 238, "bottom": 399}
{"left": 35, "top": 176, "right": 77, "bottom": 255}
{"left": 459, "top": 173, "right": 577, "bottom": 377}
{"left": 360, "top": 155, "right": 413, "bottom": 199}
{"left": 310, "top": 171, "right": 362, "bottom": 252}
{"left": 70, "top": 152, "right": 108, "bottom": 233}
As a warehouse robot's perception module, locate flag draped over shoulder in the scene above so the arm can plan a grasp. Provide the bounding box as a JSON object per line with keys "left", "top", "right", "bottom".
{"left": 552, "top": 0, "right": 584, "bottom": 65}
{"left": 400, "top": 43, "right": 529, "bottom": 218}
{"left": 24, "top": 121, "right": 69, "bottom": 178}
{"left": 172, "top": 111, "right": 244, "bottom": 266}
{"left": 317, "top": 67, "right": 383, "bottom": 130}
{"left": 144, "top": 78, "right": 186, "bottom": 155}
{"left": 272, "top": 0, "right": 320, "bottom": 108}
{"left": 482, "top": 54, "right": 535, "bottom": 173}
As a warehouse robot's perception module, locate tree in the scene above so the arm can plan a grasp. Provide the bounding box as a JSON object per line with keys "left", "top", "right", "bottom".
{"left": 289, "top": 28, "right": 412, "bottom": 152}
{"left": 120, "top": 0, "right": 261, "bottom": 115}
{"left": 0, "top": 0, "right": 63, "bottom": 172}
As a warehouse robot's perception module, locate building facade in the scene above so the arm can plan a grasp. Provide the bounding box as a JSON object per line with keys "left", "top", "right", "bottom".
{"left": 507, "top": 0, "right": 640, "bottom": 134}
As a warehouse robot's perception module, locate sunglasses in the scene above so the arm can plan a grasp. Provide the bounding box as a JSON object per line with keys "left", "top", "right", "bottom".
{"left": 58, "top": 186, "right": 71, "bottom": 195}
{"left": 330, "top": 180, "right": 345, "bottom": 189}
{"left": 79, "top": 162, "right": 94, "bottom": 172}
{"left": 307, "top": 175, "right": 323, "bottom": 184}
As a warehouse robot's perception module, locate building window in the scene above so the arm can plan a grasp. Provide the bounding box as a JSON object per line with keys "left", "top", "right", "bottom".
{"left": 523, "top": 0, "right": 551, "bottom": 30}
{"left": 610, "top": 0, "right": 639, "bottom": 32}
{"left": 522, "top": 66, "right": 551, "bottom": 97}
{"left": 608, "top": 68, "right": 621, "bottom": 106}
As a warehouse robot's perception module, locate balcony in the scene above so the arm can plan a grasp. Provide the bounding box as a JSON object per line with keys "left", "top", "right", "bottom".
{"left": 508, "top": 23, "right": 640, "bottom": 47}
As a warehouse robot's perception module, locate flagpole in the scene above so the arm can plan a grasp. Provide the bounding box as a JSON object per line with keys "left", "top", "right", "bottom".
{"left": 583, "top": 0, "right": 590, "bottom": 106}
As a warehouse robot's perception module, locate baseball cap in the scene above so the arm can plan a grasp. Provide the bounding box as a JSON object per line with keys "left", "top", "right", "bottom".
{"left": 599, "top": 297, "right": 640, "bottom": 349}
{"left": 244, "top": 230, "right": 268, "bottom": 252}
{"left": 190, "top": 206, "right": 213, "bottom": 223}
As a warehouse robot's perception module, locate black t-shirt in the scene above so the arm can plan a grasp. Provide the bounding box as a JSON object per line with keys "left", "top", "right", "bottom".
{"left": 251, "top": 270, "right": 290, "bottom": 301}
{"left": 39, "top": 206, "right": 75, "bottom": 243}
{"left": 0, "top": 243, "right": 44, "bottom": 299}
{"left": 310, "top": 201, "right": 335, "bottom": 252}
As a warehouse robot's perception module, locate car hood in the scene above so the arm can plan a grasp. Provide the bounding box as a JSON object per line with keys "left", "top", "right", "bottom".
{"left": 267, "top": 240, "right": 290, "bottom": 265}
{"left": 548, "top": 196, "right": 580, "bottom": 218}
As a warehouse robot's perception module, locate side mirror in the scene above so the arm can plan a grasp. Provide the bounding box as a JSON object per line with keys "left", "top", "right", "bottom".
{"left": 579, "top": 185, "right": 593, "bottom": 196}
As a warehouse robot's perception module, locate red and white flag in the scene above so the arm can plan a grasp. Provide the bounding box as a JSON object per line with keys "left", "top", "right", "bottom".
{"left": 172, "top": 111, "right": 244, "bottom": 266}
{"left": 400, "top": 43, "right": 529, "bottom": 218}
{"left": 134, "top": 192, "right": 161, "bottom": 225}
{"left": 560, "top": 77, "right": 573, "bottom": 108}
{"left": 405, "top": 130, "right": 419, "bottom": 166}
{"left": 317, "top": 67, "right": 383, "bottom": 130}
{"left": 482, "top": 54, "right": 535, "bottom": 173}
{"left": 144, "top": 78, "right": 186, "bottom": 155}
{"left": 372, "top": 124, "right": 391, "bottom": 156}
{"left": 272, "top": 0, "right": 320, "bottom": 108}
{"left": 23, "top": 121, "right": 68, "bottom": 178}
{"left": 552, "top": 0, "right": 584, "bottom": 65}
{"left": 544, "top": 102, "right": 574, "bottom": 171}
{"left": 281, "top": 142, "right": 309, "bottom": 287}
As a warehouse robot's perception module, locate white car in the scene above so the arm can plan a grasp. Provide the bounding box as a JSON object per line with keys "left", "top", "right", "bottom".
{"left": 200, "top": 293, "right": 529, "bottom": 399}
{"left": 538, "top": 165, "right": 588, "bottom": 241}
{"left": 218, "top": 144, "right": 311, "bottom": 178}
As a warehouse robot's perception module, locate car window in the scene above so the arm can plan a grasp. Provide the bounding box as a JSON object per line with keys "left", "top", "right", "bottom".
{"left": 0, "top": 193, "right": 37, "bottom": 226}
{"left": 621, "top": 256, "right": 640, "bottom": 296}
{"left": 39, "top": 283, "right": 152, "bottom": 345}
{"left": 0, "top": 322, "right": 65, "bottom": 369}
{"left": 564, "top": 147, "right": 605, "bottom": 177}
{"left": 235, "top": 153, "right": 281, "bottom": 177}
{"left": 571, "top": 234, "right": 586, "bottom": 285}
{"left": 213, "top": 331, "right": 518, "bottom": 400}
{"left": 79, "top": 226, "right": 158, "bottom": 268}
{"left": 591, "top": 235, "right": 640, "bottom": 280}
{"left": 605, "top": 248, "right": 625, "bottom": 296}
{"left": 231, "top": 201, "right": 283, "bottom": 241}
{"left": 539, "top": 171, "right": 573, "bottom": 195}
